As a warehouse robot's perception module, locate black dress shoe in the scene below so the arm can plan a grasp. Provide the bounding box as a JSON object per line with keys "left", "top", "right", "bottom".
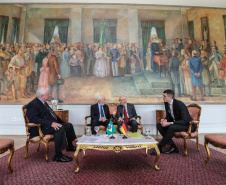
{"left": 66, "top": 146, "right": 76, "bottom": 152}
{"left": 54, "top": 156, "right": 71, "bottom": 162}
{"left": 164, "top": 147, "right": 179, "bottom": 154}
{"left": 150, "top": 149, "right": 162, "bottom": 156}
{"left": 62, "top": 154, "right": 73, "bottom": 161}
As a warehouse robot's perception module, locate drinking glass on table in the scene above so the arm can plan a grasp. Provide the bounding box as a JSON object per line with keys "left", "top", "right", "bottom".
{"left": 86, "top": 126, "right": 91, "bottom": 136}
{"left": 94, "top": 126, "right": 99, "bottom": 136}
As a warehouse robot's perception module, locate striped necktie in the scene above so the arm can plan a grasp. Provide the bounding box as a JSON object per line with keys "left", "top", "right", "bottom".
{"left": 44, "top": 102, "right": 57, "bottom": 120}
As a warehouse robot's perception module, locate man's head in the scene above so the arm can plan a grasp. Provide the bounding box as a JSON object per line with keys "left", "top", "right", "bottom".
{"left": 163, "top": 89, "right": 174, "bottom": 103}
{"left": 119, "top": 95, "right": 127, "bottom": 106}
{"left": 172, "top": 50, "right": 177, "bottom": 56}
{"left": 36, "top": 87, "right": 50, "bottom": 102}
{"left": 192, "top": 50, "right": 197, "bottom": 57}
{"left": 97, "top": 94, "right": 106, "bottom": 105}
{"left": 212, "top": 46, "right": 217, "bottom": 52}
{"left": 181, "top": 49, "right": 185, "bottom": 55}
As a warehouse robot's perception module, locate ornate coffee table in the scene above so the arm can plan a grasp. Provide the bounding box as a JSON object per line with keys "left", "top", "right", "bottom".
{"left": 74, "top": 135, "right": 160, "bottom": 173}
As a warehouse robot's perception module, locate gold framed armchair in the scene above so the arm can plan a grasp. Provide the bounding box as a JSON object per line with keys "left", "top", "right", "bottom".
{"left": 84, "top": 103, "right": 143, "bottom": 134}
{"left": 22, "top": 105, "right": 54, "bottom": 161}
{"left": 174, "top": 103, "right": 202, "bottom": 156}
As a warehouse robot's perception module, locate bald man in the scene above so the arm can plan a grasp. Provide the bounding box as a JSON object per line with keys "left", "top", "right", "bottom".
{"left": 117, "top": 95, "right": 138, "bottom": 132}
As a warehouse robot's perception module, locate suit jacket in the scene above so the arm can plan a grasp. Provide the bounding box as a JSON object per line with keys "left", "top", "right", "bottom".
{"left": 26, "top": 98, "right": 63, "bottom": 138}
{"left": 48, "top": 54, "right": 60, "bottom": 86}
{"left": 165, "top": 99, "right": 192, "bottom": 127}
{"left": 91, "top": 103, "right": 111, "bottom": 122}
{"left": 117, "top": 103, "right": 137, "bottom": 120}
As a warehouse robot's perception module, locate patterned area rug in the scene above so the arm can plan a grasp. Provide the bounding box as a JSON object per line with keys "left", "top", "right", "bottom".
{"left": 0, "top": 139, "right": 226, "bottom": 185}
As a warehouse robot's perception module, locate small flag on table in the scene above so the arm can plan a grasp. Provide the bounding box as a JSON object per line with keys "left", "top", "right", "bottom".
{"left": 106, "top": 120, "right": 116, "bottom": 136}
{"left": 121, "top": 122, "right": 128, "bottom": 135}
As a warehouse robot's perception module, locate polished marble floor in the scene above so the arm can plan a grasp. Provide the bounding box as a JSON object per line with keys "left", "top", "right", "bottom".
{"left": 0, "top": 133, "right": 225, "bottom": 158}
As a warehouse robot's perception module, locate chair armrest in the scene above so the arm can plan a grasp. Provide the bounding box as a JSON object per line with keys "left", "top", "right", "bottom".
{"left": 187, "top": 121, "right": 200, "bottom": 135}
{"left": 137, "top": 115, "right": 142, "bottom": 125}
{"left": 84, "top": 116, "right": 91, "bottom": 134}
{"left": 26, "top": 123, "right": 44, "bottom": 139}
{"left": 26, "top": 123, "right": 41, "bottom": 127}
{"left": 85, "top": 116, "right": 91, "bottom": 127}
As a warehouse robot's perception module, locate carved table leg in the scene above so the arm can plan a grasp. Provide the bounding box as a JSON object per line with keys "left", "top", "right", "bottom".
{"left": 153, "top": 144, "right": 160, "bottom": 171}
{"left": 82, "top": 149, "right": 86, "bottom": 158}
{"left": 8, "top": 146, "right": 14, "bottom": 174}
{"left": 204, "top": 140, "right": 210, "bottom": 164}
{"left": 74, "top": 145, "right": 81, "bottom": 173}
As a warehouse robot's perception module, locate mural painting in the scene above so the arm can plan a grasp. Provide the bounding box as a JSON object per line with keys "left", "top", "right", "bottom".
{"left": 0, "top": 4, "right": 226, "bottom": 104}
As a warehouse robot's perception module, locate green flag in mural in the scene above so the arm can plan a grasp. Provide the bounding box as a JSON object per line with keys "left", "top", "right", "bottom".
{"left": 99, "top": 19, "right": 105, "bottom": 49}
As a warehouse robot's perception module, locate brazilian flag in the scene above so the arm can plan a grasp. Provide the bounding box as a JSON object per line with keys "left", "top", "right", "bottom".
{"left": 106, "top": 120, "right": 116, "bottom": 135}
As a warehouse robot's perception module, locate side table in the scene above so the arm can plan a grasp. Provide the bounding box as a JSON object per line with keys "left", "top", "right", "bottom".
{"left": 54, "top": 110, "right": 69, "bottom": 123}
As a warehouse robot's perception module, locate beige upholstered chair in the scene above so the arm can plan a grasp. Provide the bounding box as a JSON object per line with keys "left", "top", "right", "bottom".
{"left": 0, "top": 138, "right": 14, "bottom": 174}
{"left": 84, "top": 103, "right": 143, "bottom": 134}
{"left": 22, "top": 105, "right": 54, "bottom": 161}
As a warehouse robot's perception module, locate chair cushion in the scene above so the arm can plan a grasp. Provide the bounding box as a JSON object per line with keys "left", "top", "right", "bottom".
{"left": 174, "top": 131, "right": 198, "bottom": 139}
{"left": 0, "top": 139, "right": 14, "bottom": 150}
{"left": 205, "top": 134, "right": 226, "bottom": 148}
{"left": 187, "top": 107, "right": 200, "bottom": 121}
{"left": 29, "top": 135, "right": 54, "bottom": 142}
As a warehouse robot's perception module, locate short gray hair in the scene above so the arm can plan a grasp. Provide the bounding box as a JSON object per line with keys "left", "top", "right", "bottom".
{"left": 97, "top": 94, "right": 105, "bottom": 102}
{"left": 36, "top": 87, "right": 48, "bottom": 98}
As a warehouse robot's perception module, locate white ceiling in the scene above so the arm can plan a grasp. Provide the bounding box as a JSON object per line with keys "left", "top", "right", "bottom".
{"left": 0, "top": 0, "right": 226, "bottom": 9}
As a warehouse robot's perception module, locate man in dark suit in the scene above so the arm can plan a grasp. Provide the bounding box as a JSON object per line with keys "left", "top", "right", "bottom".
{"left": 151, "top": 89, "right": 193, "bottom": 156}
{"left": 91, "top": 94, "right": 115, "bottom": 134}
{"left": 117, "top": 95, "right": 139, "bottom": 133}
{"left": 26, "top": 87, "right": 77, "bottom": 162}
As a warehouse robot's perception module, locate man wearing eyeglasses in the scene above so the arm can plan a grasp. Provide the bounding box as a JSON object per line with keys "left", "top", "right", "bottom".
{"left": 117, "top": 95, "right": 138, "bottom": 133}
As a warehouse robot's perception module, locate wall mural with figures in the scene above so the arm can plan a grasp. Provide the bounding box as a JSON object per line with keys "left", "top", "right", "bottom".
{"left": 0, "top": 4, "right": 226, "bottom": 104}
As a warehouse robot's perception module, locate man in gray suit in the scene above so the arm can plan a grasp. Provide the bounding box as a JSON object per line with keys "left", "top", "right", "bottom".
{"left": 117, "top": 95, "right": 139, "bottom": 132}
{"left": 84, "top": 44, "right": 94, "bottom": 76}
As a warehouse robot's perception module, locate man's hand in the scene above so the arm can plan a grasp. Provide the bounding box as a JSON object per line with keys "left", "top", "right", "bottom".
{"left": 100, "top": 117, "right": 107, "bottom": 122}
{"left": 51, "top": 122, "right": 62, "bottom": 131}
{"left": 160, "top": 119, "right": 172, "bottom": 127}
{"left": 118, "top": 118, "right": 123, "bottom": 122}
{"left": 112, "top": 111, "right": 116, "bottom": 117}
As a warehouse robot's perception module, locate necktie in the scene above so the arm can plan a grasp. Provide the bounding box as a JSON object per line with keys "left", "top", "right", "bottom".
{"left": 168, "top": 104, "right": 171, "bottom": 114}
{"left": 168, "top": 104, "right": 174, "bottom": 119}
{"left": 100, "top": 105, "right": 104, "bottom": 118}
{"left": 44, "top": 102, "right": 57, "bottom": 120}
{"left": 124, "top": 106, "right": 129, "bottom": 123}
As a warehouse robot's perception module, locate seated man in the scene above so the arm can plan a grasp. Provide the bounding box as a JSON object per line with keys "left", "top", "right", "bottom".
{"left": 26, "top": 87, "right": 77, "bottom": 162}
{"left": 117, "top": 95, "right": 138, "bottom": 133}
{"left": 151, "top": 89, "right": 193, "bottom": 156}
{"left": 91, "top": 94, "right": 114, "bottom": 134}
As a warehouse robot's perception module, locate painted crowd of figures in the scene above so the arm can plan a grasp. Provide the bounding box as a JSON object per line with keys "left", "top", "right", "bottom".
{"left": 147, "top": 37, "right": 226, "bottom": 101}
{"left": 0, "top": 38, "right": 226, "bottom": 102}
{"left": 0, "top": 42, "right": 141, "bottom": 101}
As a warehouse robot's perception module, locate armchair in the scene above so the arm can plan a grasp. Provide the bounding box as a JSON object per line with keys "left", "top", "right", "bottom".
{"left": 174, "top": 103, "right": 202, "bottom": 156}
{"left": 22, "top": 105, "right": 54, "bottom": 161}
